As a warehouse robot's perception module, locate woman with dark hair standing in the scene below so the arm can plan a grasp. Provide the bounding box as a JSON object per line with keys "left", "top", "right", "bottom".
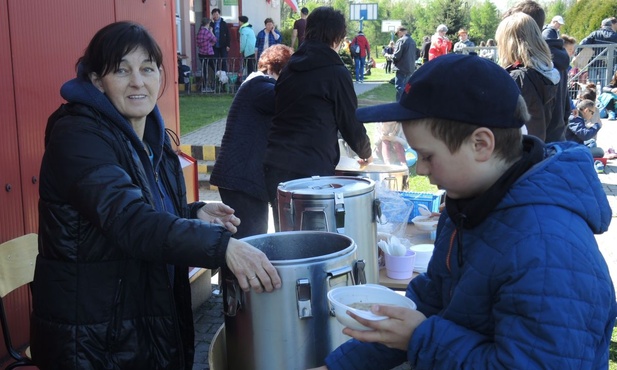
{"left": 31, "top": 21, "right": 281, "bottom": 370}
{"left": 263, "top": 6, "right": 372, "bottom": 230}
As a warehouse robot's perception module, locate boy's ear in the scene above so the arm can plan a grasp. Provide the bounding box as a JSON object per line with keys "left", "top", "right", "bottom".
{"left": 471, "top": 127, "right": 495, "bottom": 162}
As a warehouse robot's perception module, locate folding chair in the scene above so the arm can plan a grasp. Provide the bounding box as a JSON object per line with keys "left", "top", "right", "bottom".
{"left": 0, "top": 233, "right": 38, "bottom": 369}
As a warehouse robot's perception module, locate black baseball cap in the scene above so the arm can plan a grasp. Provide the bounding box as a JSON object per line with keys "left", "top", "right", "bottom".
{"left": 356, "top": 54, "right": 526, "bottom": 129}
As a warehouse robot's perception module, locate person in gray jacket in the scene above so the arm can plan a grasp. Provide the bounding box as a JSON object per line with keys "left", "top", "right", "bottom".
{"left": 392, "top": 25, "right": 417, "bottom": 101}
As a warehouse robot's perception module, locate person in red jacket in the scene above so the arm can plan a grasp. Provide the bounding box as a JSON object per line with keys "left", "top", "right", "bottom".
{"left": 428, "top": 24, "right": 451, "bottom": 60}
{"left": 350, "top": 30, "right": 370, "bottom": 83}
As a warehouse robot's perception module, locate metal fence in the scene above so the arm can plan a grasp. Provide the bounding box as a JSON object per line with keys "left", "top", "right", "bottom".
{"left": 187, "top": 57, "right": 254, "bottom": 95}
{"left": 565, "top": 44, "right": 617, "bottom": 99}
{"left": 184, "top": 44, "right": 617, "bottom": 97}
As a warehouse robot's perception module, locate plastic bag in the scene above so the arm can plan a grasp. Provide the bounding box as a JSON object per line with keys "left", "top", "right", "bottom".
{"left": 376, "top": 184, "right": 413, "bottom": 238}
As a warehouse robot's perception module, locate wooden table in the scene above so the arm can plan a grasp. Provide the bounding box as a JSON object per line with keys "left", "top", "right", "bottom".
{"left": 378, "top": 223, "right": 434, "bottom": 290}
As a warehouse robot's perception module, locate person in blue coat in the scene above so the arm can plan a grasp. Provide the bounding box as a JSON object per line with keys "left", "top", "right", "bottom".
{"left": 210, "top": 44, "right": 293, "bottom": 238}
{"left": 255, "top": 17, "right": 282, "bottom": 60}
{"left": 314, "top": 54, "right": 616, "bottom": 370}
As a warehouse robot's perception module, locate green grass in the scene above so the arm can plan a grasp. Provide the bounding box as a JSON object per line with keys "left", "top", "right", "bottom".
{"left": 358, "top": 83, "right": 396, "bottom": 107}
{"left": 178, "top": 75, "right": 394, "bottom": 135}
{"left": 611, "top": 324, "right": 617, "bottom": 369}
{"left": 178, "top": 94, "right": 233, "bottom": 135}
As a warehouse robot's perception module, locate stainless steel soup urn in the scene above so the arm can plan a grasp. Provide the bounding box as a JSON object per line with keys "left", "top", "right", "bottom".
{"left": 223, "top": 231, "right": 358, "bottom": 370}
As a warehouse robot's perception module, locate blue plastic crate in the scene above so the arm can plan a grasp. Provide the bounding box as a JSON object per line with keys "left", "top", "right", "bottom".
{"left": 397, "top": 190, "right": 445, "bottom": 222}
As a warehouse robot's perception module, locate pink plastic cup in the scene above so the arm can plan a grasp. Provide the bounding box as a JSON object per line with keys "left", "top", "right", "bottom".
{"left": 384, "top": 250, "right": 416, "bottom": 279}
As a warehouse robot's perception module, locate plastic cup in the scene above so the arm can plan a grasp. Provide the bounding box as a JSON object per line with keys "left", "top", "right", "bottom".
{"left": 384, "top": 250, "right": 416, "bottom": 279}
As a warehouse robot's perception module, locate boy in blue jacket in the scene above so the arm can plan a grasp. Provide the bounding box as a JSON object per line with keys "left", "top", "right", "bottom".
{"left": 314, "top": 54, "right": 616, "bottom": 370}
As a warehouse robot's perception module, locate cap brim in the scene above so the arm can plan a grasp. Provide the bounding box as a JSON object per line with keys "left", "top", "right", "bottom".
{"left": 356, "top": 102, "right": 426, "bottom": 123}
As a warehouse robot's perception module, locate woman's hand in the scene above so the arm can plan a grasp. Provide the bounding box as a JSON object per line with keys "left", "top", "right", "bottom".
{"left": 226, "top": 238, "right": 282, "bottom": 293}
{"left": 342, "top": 305, "right": 427, "bottom": 351}
{"left": 357, "top": 155, "right": 373, "bottom": 168}
{"left": 198, "top": 203, "right": 240, "bottom": 234}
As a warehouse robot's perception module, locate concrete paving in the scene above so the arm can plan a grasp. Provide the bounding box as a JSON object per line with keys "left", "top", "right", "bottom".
{"left": 186, "top": 84, "right": 617, "bottom": 369}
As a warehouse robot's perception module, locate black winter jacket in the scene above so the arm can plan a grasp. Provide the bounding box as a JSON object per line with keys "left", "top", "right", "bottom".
{"left": 545, "top": 38, "right": 571, "bottom": 142}
{"left": 210, "top": 73, "right": 276, "bottom": 201}
{"left": 580, "top": 27, "right": 617, "bottom": 45}
{"left": 264, "top": 40, "right": 371, "bottom": 176}
{"left": 507, "top": 65, "right": 558, "bottom": 141}
{"left": 31, "top": 77, "right": 231, "bottom": 370}
{"left": 210, "top": 18, "right": 231, "bottom": 49}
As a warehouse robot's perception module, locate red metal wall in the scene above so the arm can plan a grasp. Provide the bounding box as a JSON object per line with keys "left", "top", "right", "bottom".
{"left": 0, "top": 0, "right": 180, "bottom": 365}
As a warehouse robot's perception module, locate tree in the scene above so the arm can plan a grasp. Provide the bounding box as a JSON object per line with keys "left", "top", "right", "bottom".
{"left": 564, "top": 0, "right": 617, "bottom": 42}
{"left": 545, "top": 0, "right": 570, "bottom": 22}
{"left": 469, "top": 0, "right": 500, "bottom": 44}
{"left": 412, "top": 0, "right": 470, "bottom": 43}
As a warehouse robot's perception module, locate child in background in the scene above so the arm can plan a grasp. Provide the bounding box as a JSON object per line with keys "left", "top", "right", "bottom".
{"left": 373, "top": 121, "right": 407, "bottom": 165}
{"left": 313, "top": 54, "right": 615, "bottom": 370}
{"left": 566, "top": 99, "right": 604, "bottom": 158}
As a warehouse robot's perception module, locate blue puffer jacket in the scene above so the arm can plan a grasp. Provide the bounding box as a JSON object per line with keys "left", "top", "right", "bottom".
{"left": 325, "top": 139, "right": 616, "bottom": 369}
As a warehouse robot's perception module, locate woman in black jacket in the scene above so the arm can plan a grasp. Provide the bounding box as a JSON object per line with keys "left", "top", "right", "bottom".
{"left": 263, "top": 7, "right": 372, "bottom": 230}
{"left": 31, "top": 21, "right": 281, "bottom": 370}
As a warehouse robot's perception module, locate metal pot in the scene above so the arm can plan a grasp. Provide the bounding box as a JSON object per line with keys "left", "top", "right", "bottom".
{"left": 335, "top": 163, "right": 409, "bottom": 191}
{"left": 223, "top": 231, "right": 358, "bottom": 370}
{"left": 277, "top": 176, "right": 379, "bottom": 284}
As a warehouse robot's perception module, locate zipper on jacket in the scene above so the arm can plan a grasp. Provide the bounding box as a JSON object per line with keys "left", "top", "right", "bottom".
{"left": 106, "top": 277, "right": 125, "bottom": 350}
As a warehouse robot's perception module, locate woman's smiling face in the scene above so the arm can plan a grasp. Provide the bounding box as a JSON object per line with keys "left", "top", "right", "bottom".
{"left": 90, "top": 46, "right": 161, "bottom": 128}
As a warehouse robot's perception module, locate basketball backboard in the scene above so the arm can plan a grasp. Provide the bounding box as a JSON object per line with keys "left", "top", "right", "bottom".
{"left": 349, "top": 3, "right": 378, "bottom": 21}
{"left": 381, "top": 20, "right": 402, "bottom": 33}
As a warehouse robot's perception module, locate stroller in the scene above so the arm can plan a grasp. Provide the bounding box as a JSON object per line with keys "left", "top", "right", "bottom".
{"left": 177, "top": 58, "right": 191, "bottom": 94}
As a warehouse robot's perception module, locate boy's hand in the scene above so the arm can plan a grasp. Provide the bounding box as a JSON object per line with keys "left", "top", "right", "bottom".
{"left": 343, "top": 305, "right": 427, "bottom": 351}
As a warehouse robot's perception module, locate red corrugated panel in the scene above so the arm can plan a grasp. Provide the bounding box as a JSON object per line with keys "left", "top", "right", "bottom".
{"left": 0, "top": 0, "right": 25, "bottom": 240}
{"left": 116, "top": 0, "right": 181, "bottom": 135}
{"left": 9, "top": 0, "right": 115, "bottom": 235}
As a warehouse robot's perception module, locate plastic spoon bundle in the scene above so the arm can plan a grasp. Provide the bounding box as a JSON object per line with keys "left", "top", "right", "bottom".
{"left": 378, "top": 236, "right": 407, "bottom": 256}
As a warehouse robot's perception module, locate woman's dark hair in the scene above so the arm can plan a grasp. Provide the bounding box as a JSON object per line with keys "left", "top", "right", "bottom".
{"left": 304, "top": 6, "right": 346, "bottom": 46}
{"left": 77, "top": 21, "right": 163, "bottom": 81}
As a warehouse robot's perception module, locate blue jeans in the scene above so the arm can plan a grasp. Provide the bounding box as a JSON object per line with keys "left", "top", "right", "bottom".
{"left": 395, "top": 70, "right": 412, "bottom": 101}
{"left": 354, "top": 57, "right": 366, "bottom": 82}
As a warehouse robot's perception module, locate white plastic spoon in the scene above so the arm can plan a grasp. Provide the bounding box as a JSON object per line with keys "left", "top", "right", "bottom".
{"left": 418, "top": 204, "right": 432, "bottom": 217}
